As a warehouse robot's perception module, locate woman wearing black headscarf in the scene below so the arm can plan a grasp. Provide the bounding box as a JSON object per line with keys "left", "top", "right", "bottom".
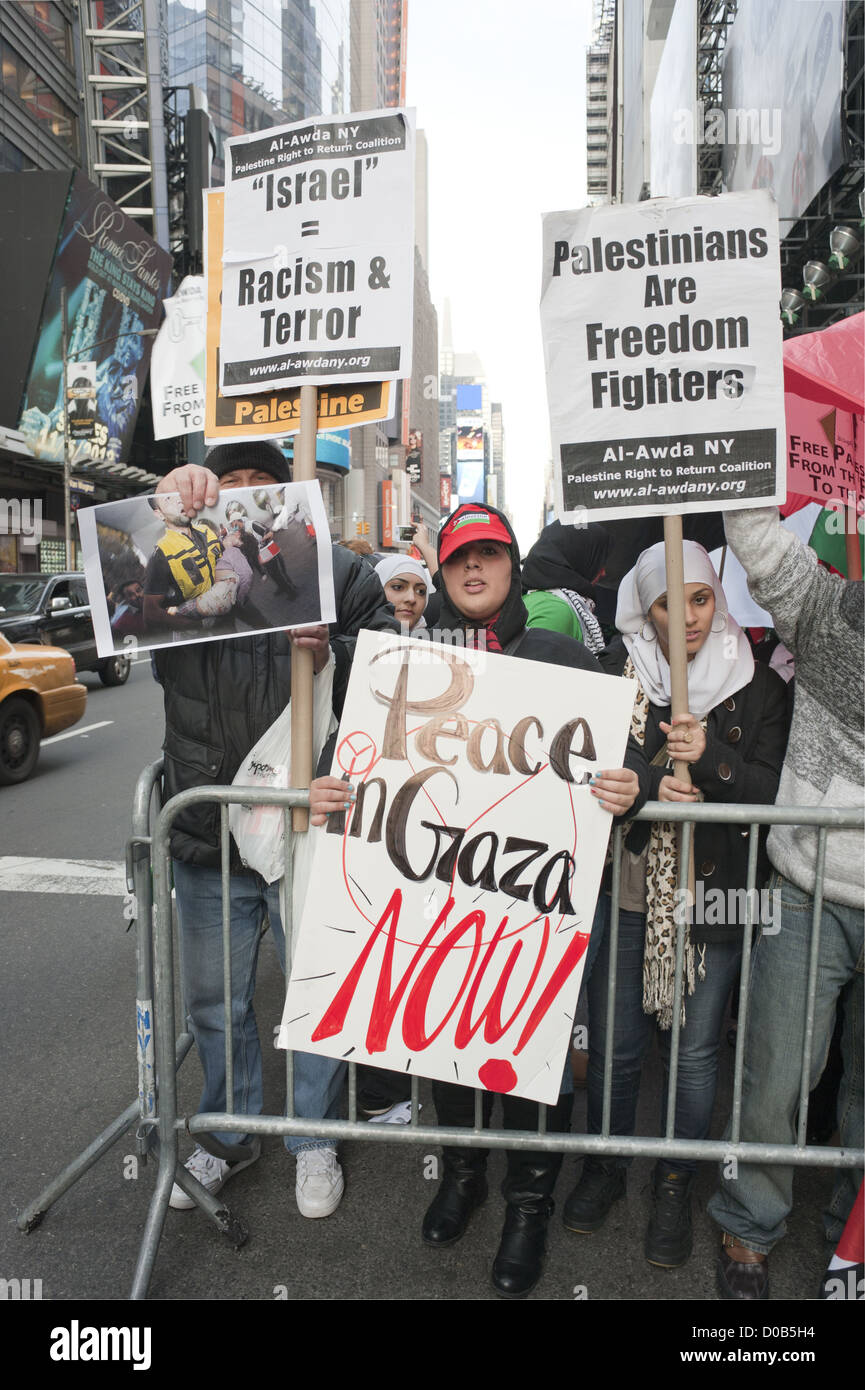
{"left": 521, "top": 520, "right": 613, "bottom": 654}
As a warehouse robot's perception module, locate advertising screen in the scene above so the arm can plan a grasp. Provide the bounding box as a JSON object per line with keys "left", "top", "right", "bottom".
{"left": 17, "top": 170, "right": 172, "bottom": 467}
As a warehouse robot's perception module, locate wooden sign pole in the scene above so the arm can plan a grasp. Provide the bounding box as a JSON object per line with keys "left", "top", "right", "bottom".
{"left": 662, "top": 513, "right": 692, "bottom": 785}
{"left": 290, "top": 383, "right": 318, "bottom": 831}
{"left": 663, "top": 512, "right": 695, "bottom": 908}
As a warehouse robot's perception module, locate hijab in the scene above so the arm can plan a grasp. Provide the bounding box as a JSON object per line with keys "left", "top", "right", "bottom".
{"left": 373, "top": 555, "right": 431, "bottom": 598}
{"left": 521, "top": 519, "right": 612, "bottom": 599}
{"left": 616, "top": 540, "right": 754, "bottom": 717}
{"left": 374, "top": 554, "right": 430, "bottom": 631}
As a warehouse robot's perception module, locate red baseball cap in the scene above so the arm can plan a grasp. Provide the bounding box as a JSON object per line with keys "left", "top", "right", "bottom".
{"left": 439, "top": 505, "right": 513, "bottom": 564}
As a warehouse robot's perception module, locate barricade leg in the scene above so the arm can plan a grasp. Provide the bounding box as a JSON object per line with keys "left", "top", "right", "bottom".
{"left": 17, "top": 1101, "right": 142, "bottom": 1234}
{"left": 16, "top": 761, "right": 180, "bottom": 1235}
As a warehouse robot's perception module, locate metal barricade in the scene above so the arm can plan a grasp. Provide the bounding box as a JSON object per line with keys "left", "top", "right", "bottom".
{"left": 15, "top": 757, "right": 185, "bottom": 1235}
{"left": 130, "top": 781, "right": 864, "bottom": 1300}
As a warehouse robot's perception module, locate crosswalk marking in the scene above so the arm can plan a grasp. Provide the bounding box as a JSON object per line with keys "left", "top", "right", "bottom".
{"left": 43, "top": 720, "right": 113, "bottom": 745}
{"left": 0, "top": 855, "right": 126, "bottom": 895}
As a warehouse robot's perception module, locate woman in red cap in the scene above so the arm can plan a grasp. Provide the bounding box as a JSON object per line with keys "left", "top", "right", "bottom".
{"left": 423, "top": 503, "right": 647, "bottom": 1297}
{"left": 310, "top": 503, "right": 648, "bottom": 1292}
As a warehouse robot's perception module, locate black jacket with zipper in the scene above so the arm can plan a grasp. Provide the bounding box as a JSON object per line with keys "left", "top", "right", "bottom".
{"left": 155, "top": 544, "right": 397, "bottom": 867}
{"left": 600, "top": 637, "right": 790, "bottom": 942}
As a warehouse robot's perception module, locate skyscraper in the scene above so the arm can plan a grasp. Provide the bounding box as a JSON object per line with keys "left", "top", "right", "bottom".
{"left": 585, "top": 0, "right": 615, "bottom": 202}
{"left": 345, "top": 0, "right": 439, "bottom": 547}
{"left": 167, "top": 0, "right": 351, "bottom": 183}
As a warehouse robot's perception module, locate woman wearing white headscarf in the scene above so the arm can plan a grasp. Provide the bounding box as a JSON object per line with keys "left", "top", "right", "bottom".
{"left": 373, "top": 554, "right": 431, "bottom": 631}
{"left": 562, "top": 540, "right": 790, "bottom": 1270}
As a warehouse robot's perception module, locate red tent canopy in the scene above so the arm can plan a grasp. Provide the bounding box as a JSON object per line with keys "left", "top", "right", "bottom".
{"left": 783, "top": 311, "right": 865, "bottom": 413}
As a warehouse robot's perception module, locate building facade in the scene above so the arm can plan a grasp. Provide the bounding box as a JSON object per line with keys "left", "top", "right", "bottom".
{"left": 0, "top": 1, "right": 171, "bottom": 571}
{"left": 346, "top": 0, "right": 438, "bottom": 549}
{"left": 602, "top": 0, "right": 862, "bottom": 334}
{"left": 168, "top": 0, "right": 351, "bottom": 182}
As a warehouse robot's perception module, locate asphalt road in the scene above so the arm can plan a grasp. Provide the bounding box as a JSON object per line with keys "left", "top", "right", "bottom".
{"left": 0, "top": 656, "right": 842, "bottom": 1307}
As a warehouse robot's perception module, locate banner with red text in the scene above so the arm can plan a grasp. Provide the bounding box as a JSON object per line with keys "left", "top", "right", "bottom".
{"left": 279, "top": 631, "right": 635, "bottom": 1104}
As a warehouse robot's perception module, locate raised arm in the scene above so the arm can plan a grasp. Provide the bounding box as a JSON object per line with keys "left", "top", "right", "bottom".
{"left": 723, "top": 506, "right": 829, "bottom": 659}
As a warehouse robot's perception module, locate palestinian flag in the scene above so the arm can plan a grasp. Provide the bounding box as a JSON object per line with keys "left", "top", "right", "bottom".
{"left": 819, "top": 1181, "right": 864, "bottom": 1300}
{"left": 806, "top": 505, "right": 865, "bottom": 578}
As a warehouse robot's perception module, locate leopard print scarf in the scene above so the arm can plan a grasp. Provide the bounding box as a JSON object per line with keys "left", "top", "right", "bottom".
{"left": 624, "top": 656, "right": 706, "bottom": 1029}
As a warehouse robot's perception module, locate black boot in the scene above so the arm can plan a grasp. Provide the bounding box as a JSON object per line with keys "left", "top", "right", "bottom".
{"left": 644, "top": 1166, "right": 694, "bottom": 1267}
{"left": 562, "top": 1161, "right": 626, "bottom": 1233}
{"left": 422, "top": 1149, "right": 488, "bottom": 1247}
{"left": 491, "top": 1093, "right": 571, "bottom": 1298}
{"left": 491, "top": 1190, "right": 554, "bottom": 1299}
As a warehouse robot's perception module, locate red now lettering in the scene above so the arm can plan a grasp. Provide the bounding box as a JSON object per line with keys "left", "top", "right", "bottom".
{"left": 310, "top": 888, "right": 589, "bottom": 1062}
{"left": 453, "top": 915, "right": 550, "bottom": 1047}
{"left": 514, "top": 931, "right": 589, "bottom": 1054}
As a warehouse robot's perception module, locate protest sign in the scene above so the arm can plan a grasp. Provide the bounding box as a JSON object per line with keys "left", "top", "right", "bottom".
{"left": 279, "top": 632, "right": 636, "bottom": 1105}
{"left": 149, "top": 276, "right": 206, "bottom": 440}
{"left": 77, "top": 482, "right": 335, "bottom": 657}
{"left": 203, "top": 191, "right": 392, "bottom": 443}
{"left": 786, "top": 394, "right": 862, "bottom": 506}
{"left": 218, "top": 109, "right": 415, "bottom": 395}
{"left": 541, "top": 190, "right": 786, "bottom": 524}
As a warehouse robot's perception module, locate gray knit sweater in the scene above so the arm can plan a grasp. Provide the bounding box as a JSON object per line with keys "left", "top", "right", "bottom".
{"left": 723, "top": 507, "right": 864, "bottom": 907}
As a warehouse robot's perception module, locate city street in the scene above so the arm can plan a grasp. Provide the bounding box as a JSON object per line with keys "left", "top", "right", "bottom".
{"left": 0, "top": 656, "right": 834, "bottom": 1301}
{"left": 0, "top": 0, "right": 859, "bottom": 1322}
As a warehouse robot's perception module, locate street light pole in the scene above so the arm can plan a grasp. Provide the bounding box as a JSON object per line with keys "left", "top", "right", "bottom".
{"left": 61, "top": 287, "right": 74, "bottom": 570}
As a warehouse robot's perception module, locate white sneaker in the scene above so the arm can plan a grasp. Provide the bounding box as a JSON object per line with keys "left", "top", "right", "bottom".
{"left": 366, "top": 1100, "right": 417, "bottom": 1125}
{"left": 169, "top": 1141, "right": 260, "bottom": 1210}
{"left": 295, "top": 1147, "right": 344, "bottom": 1218}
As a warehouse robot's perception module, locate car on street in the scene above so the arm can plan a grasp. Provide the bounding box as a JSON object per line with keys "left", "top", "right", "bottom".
{"left": 0, "top": 631, "right": 87, "bottom": 784}
{"left": 0, "top": 572, "right": 130, "bottom": 686}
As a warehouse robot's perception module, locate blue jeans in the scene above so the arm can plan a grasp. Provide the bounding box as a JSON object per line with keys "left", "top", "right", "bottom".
{"left": 708, "top": 872, "right": 864, "bottom": 1252}
{"left": 585, "top": 893, "right": 742, "bottom": 1175}
{"left": 173, "top": 861, "right": 345, "bottom": 1156}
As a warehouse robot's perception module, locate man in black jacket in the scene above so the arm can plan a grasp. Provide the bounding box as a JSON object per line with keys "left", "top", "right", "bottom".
{"left": 152, "top": 441, "right": 397, "bottom": 1219}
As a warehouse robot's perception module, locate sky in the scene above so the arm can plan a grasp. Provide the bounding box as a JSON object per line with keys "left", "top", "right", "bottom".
{"left": 405, "top": 0, "right": 594, "bottom": 549}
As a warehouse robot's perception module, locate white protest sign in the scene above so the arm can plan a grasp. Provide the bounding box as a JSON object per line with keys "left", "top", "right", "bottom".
{"left": 279, "top": 631, "right": 636, "bottom": 1106}
{"left": 541, "top": 190, "right": 786, "bottom": 524}
{"left": 150, "top": 276, "right": 205, "bottom": 440}
{"left": 219, "top": 108, "right": 415, "bottom": 394}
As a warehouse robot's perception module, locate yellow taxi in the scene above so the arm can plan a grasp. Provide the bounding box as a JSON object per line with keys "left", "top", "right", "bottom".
{"left": 0, "top": 631, "right": 87, "bottom": 784}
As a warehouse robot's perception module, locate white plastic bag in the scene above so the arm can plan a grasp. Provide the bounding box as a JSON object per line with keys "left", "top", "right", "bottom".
{"left": 229, "top": 654, "right": 336, "bottom": 884}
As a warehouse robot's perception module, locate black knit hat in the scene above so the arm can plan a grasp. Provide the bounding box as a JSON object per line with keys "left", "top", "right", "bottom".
{"left": 204, "top": 440, "right": 291, "bottom": 484}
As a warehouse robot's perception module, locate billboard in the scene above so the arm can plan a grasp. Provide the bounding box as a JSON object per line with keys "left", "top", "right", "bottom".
{"left": 456, "top": 416, "right": 486, "bottom": 503}
{"left": 17, "top": 169, "right": 172, "bottom": 467}
{"left": 405, "top": 428, "right": 422, "bottom": 483}
{"left": 650, "top": 0, "right": 697, "bottom": 198}
{"left": 456, "top": 383, "right": 482, "bottom": 411}
{"left": 286, "top": 428, "right": 351, "bottom": 472}
{"left": 721, "top": 0, "right": 844, "bottom": 222}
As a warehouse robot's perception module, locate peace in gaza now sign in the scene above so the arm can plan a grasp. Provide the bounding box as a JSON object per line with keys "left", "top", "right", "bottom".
{"left": 279, "top": 633, "right": 635, "bottom": 1105}
{"left": 218, "top": 108, "right": 415, "bottom": 394}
